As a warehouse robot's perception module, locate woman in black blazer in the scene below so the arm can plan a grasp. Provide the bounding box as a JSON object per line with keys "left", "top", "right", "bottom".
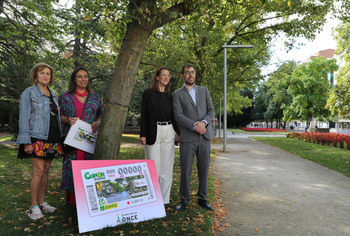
{"left": 140, "top": 67, "right": 179, "bottom": 205}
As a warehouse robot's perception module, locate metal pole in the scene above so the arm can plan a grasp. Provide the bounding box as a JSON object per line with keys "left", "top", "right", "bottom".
{"left": 219, "top": 97, "right": 222, "bottom": 138}
{"left": 223, "top": 43, "right": 227, "bottom": 152}
{"left": 213, "top": 114, "right": 216, "bottom": 136}
{"left": 222, "top": 44, "right": 253, "bottom": 152}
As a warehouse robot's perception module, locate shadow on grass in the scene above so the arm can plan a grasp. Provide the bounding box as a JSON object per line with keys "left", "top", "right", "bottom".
{"left": 0, "top": 144, "right": 215, "bottom": 235}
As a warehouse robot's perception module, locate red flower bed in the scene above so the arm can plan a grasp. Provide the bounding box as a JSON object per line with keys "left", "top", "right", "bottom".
{"left": 287, "top": 132, "right": 350, "bottom": 150}
{"left": 240, "top": 127, "right": 287, "bottom": 132}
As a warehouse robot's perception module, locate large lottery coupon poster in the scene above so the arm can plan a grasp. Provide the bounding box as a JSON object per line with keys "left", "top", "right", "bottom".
{"left": 72, "top": 160, "right": 166, "bottom": 234}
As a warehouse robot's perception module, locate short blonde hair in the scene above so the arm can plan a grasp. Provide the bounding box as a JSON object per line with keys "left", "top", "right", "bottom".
{"left": 30, "top": 62, "right": 54, "bottom": 86}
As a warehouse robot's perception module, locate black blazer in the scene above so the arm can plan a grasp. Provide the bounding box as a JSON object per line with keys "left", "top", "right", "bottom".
{"left": 140, "top": 88, "right": 179, "bottom": 145}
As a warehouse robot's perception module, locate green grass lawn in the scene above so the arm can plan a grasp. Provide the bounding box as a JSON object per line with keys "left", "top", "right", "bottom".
{"left": 229, "top": 128, "right": 289, "bottom": 134}
{"left": 121, "top": 134, "right": 140, "bottom": 143}
{"left": 0, "top": 134, "right": 215, "bottom": 235}
{"left": 253, "top": 136, "right": 350, "bottom": 177}
{"left": 0, "top": 136, "right": 13, "bottom": 142}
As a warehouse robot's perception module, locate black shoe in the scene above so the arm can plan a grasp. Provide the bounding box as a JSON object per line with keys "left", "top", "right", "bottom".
{"left": 198, "top": 200, "right": 213, "bottom": 211}
{"left": 176, "top": 201, "right": 187, "bottom": 212}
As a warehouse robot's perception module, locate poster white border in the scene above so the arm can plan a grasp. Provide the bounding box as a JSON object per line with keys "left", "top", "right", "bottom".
{"left": 72, "top": 160, "right": 165, "bottom": 234}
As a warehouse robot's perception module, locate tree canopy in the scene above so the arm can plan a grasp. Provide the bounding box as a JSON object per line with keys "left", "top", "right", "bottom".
{"left": 327, "top": 21, "right": 350, "bottom": 118}
{"left": 93, "top": 0, "right": 335, "bottom": 159}
{"left": 284, "top": 56, "right": 338, "bottom": 126}
{"left": 0, "top": 0, "right": 66, "bottom": 100}
{"left": 252, "top": 60, "right": 296, "bottom": 127}
{"left": 0, "top": 0, "right": 339, "bottom": 159}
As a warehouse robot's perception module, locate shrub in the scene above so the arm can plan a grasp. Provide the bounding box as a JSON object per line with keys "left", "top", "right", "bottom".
{"left": 287, "top": 132, "right": 350, "bottom": 150}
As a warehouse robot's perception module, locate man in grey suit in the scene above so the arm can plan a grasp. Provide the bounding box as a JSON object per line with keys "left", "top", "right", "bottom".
{"left": 172, "top": 64, "right": 215, "bottom": 211}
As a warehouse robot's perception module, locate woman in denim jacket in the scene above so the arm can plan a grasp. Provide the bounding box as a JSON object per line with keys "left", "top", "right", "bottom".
{"left": 16, "top": 63, "right": 63, "bottom": 220}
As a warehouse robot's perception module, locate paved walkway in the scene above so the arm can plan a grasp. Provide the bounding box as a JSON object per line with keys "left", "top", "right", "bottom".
{"left": 212, "top": 133, "right": 350, "bottom": 236}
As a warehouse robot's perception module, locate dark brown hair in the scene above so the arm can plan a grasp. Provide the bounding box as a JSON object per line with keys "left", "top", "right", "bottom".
{"left": 67, "top": 67, "right": 90, "bottom": 94}
{"left": 150, "top": 67, "right": 170, "bottom": 92}
{"left": 181, "top": 64, "right": 195, "bottom": 74}
{"left": 30, "top": 62, "right": 54, "bottom": 86}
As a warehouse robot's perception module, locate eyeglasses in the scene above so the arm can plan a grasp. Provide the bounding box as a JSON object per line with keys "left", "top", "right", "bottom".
{"left": 160, "top": 73, "right": 171, "bottom": 78}
{"left": 184, "top": 70, "right": 196, "bottom": 75}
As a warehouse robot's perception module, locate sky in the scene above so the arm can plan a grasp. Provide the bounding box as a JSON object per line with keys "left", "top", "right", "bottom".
{"left": 263, "top": 16, "right": 341, "bottom": 75}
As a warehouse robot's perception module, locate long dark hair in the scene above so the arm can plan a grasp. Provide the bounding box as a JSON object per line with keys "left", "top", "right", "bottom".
{"left": 150, "top": 67, "right": 170, "bottom": 92}
{"left": 67, "top": 67, "right": 90, "bottom": 94}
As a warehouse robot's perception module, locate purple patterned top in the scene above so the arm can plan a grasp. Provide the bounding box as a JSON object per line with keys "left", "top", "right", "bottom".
{"left": 59, "top": 91, "right": 104, "bottom": 135}
{"left": 59, "top": 91, "right": 104, "bottom": 193}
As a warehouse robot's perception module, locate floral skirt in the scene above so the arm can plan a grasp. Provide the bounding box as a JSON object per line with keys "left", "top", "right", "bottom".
{"left": 17, "top": 138, "right": 63, "bottom": 160}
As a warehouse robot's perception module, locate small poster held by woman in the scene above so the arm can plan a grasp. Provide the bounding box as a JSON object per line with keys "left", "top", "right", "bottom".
{"left": 64, "top": 119, "right": 97, "bottom": 154}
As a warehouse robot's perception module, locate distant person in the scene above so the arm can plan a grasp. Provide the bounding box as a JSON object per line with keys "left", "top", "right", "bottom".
{"left": 17, "top": 63, "right": 63, "bottom": 220}
{"left": 172, "top": 64, "right": 215, "bottom": 212}
{"left": 59, "top": 67, "right": 104, "bottom": 205}
{"left": 140, "top": 67, "right": 179, "bottom": 206}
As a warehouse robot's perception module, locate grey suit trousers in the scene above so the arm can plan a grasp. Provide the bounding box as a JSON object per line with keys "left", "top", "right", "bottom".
{"left": 180, "top": 135, "right": 211, "bottom": 204}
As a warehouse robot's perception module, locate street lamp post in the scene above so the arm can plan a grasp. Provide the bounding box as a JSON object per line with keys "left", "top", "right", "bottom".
{"left": 223, "top": 43, "right": 253, "bottom": 151}
{"left": 219, "top": 97, "right": 221, "bottom": 138}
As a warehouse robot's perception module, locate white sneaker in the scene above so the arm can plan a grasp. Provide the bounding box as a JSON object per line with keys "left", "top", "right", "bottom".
{"left": 39, "top": 202, "right": 56, "bottom": 214}
{"left": 28, "top": 205, "right": 44, "bottom": 220}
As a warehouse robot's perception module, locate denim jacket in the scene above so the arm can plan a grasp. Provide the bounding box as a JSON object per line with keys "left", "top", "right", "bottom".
{"left": 16, "top": 84, "right": 63, "bottom": 144}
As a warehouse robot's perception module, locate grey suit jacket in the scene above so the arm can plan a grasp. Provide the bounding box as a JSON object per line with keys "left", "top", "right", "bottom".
{"left": 172, "top": 85, "right": 215, "bottom": 142}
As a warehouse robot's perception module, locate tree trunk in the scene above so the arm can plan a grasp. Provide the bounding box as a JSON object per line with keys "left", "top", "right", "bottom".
{"left": 93, "top": 1, "right": 193, "bottom": 159}
{"left": 306, "top": 119, "right": 311, "bottom": 132}
{"left": 0, "top": 0, "right": 4, "bottom": 14}
{"left": 94, "top": 21, "right": 152, "bottom": 160}
{"left": 73, "top": 0, "right": 83, "bottom": 68}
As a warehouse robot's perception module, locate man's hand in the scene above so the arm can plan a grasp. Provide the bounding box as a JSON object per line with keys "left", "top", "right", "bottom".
{"left": 193, "top": 121, "right": 206, "bottom": 135}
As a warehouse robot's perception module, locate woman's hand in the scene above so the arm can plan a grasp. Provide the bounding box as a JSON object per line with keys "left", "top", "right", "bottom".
{"left": 174, "top": 133, "right": 180, "bottom": 143}
{"left": 91, "top": 120, "right": 100, "bottom": 133}
{"left": 62, "top": 116, "right": 78, "bottom": 126}
{"left": 24, "top": 144, "right": 33, "bottom": 154}
{"left": 140, "top": 137, "right": 146, "bottom": 145}
{"left": 68, "top": 117, "right": 78, "bottom": 126}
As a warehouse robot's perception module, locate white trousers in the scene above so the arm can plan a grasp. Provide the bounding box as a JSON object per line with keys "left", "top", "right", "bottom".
{"left": 145, "top": 124, "right": 175, "bottom": 204}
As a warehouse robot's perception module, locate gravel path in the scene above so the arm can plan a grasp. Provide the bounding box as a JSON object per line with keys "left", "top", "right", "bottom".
{"left": 212, "top": 136, "right": 350, "bottom": 236}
